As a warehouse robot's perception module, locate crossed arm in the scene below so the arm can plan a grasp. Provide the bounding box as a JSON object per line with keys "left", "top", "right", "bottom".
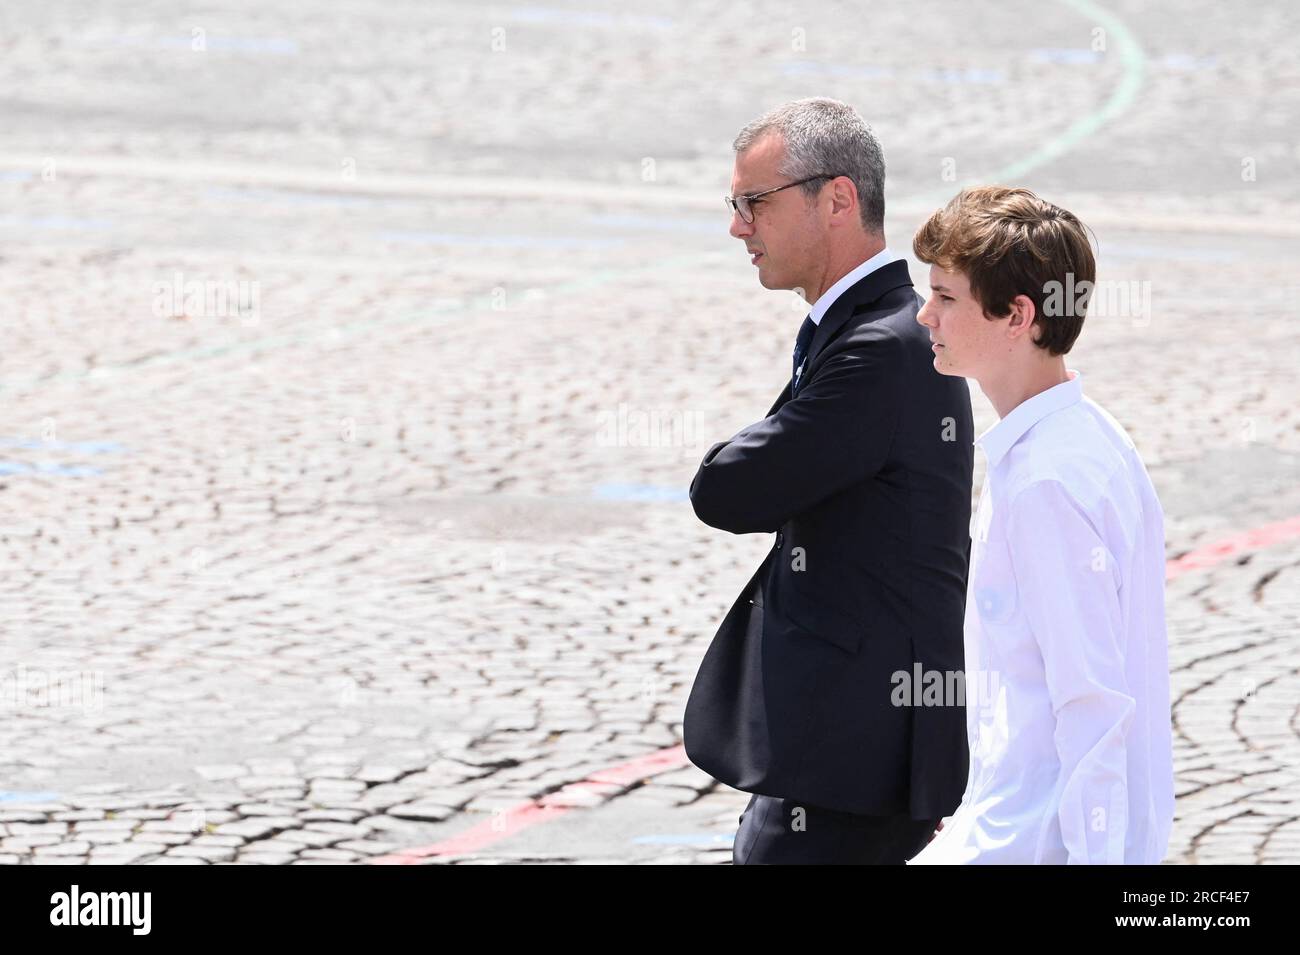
{"left": 689, "top": 327, "right": 904, "bottom": 535}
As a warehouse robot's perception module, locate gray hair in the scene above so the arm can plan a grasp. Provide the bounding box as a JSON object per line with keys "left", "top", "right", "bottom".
{"left": 732, "top": 97, "right": 885, "bottom": 234}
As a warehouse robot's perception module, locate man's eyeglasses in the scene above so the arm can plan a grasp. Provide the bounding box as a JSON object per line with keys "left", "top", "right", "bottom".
{"left": 724, "top": 174, "right": 840, "bottom": 223}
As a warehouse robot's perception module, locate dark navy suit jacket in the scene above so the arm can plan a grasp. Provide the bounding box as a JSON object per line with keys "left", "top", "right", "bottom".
{"left": 684, "top": 258, "right": 974, "bottom": 819}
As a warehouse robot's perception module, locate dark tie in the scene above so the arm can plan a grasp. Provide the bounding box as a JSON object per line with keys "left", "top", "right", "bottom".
{"left": 791, "top": 315, "right": 816, "bottom": 395}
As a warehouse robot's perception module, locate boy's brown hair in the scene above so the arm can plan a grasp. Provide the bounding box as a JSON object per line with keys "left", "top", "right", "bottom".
{"left": 913, "top": 186, "right": 1097, "bottom": 355}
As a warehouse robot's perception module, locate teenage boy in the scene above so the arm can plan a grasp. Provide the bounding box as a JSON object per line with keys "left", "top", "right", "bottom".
{"left": 906, "top": 186, "right": 1174, "bottom": 864}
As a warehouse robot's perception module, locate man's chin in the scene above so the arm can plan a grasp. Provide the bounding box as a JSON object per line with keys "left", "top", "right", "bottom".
{"left": 932, "top": 355, "right": 961, "bottom": 376}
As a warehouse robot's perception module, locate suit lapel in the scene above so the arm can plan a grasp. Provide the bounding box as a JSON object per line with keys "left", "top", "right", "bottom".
{"left": 807, "top": 259, "right": 914, "bottom": 366}
{"left": 767, "top": 259, "right": 914, "bottom": 415}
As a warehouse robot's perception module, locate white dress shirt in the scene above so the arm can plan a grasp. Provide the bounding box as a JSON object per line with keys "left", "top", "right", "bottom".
{"left": 907, "top": 370, "right": 1174, "bottom": 865}
{"left": 807, "top": 247, "right": 897, "bottom": 325}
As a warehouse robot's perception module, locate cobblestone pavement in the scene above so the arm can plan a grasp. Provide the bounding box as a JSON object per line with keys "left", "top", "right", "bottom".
{"left": 0, "top": 1, "right": 1297, "bottom": 864}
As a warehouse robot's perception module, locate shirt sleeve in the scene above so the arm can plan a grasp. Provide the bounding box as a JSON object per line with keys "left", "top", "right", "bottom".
{"left": 688, "top": 327, "right": 903, "bottom": 535}
{"left": 1005, "top": 479, "right": 1135, "bottom": 865}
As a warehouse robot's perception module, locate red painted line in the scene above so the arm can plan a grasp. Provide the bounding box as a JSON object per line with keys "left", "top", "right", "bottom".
{"left": 1166, "top": 514, "right": 1300, "bottom": 580}
{"left": 371, "top": 514, "right": 1300, "bottom": 864}
{"left": 368, "top": 743, "right": 690, "bottom": 864}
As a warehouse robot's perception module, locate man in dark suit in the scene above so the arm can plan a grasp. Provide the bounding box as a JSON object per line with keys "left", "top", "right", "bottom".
{"left": 684, "top": 98, "right": 974, "bottom": 864}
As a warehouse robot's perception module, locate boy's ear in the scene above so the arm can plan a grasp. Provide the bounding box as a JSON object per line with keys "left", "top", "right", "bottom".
{"left": 1004, "top": 294, "right": 1038, "bottom": 342}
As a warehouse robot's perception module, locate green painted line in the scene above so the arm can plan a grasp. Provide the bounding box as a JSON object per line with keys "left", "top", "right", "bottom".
{"left": 988, "top": 0, "right": 1146, "bottom": 183}
{"left": 2, "top": 0, "right": 1145, "bottom": 398}
{"left": 900, "top": 0, "right": 1146, "bottom": 207}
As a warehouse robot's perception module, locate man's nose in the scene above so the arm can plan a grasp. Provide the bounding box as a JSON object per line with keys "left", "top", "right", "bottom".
{"left": 916, "top": 301, "right": 936, "bottom": 328}
{"left": 729, "top": 210, "right": 753, "bottom": 240}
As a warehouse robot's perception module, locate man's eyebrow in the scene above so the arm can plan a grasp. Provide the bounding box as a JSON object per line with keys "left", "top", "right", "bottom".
{"left": 930, "top": 284, "right": 952, "bottom": 292}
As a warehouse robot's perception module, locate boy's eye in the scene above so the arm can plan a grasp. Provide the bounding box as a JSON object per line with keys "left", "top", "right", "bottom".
{"left": 940, "top": 295, "right": 954, "bottom": 302}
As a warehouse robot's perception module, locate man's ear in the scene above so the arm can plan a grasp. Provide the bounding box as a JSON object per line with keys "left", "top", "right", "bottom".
{"left": 829, "top": 176, "right": 859, "bottom": 223}
{"left": 1004, "top": 294, "right": 1038, "bottom": 342}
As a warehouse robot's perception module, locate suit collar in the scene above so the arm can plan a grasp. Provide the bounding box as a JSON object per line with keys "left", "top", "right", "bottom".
{"left": 807, "top": 258, "right": 914, "bottom": 363}
{"left": 809, "top": 247, "right": 898, "bottom": 325}
{"left": 766, "top": 259, "right": 914, "bottom": 417}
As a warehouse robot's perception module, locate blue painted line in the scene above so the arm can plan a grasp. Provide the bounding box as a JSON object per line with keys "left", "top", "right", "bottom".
{"left": 198, "top": 36, "right": 299, "bottom": 54}
{"left": 783, "top": 61, "right": 1001, "bottom": 84}
{"left": 0, "top": 215, "right": 113, "bottom": 231}
{"left": 920, "top": 67, "right": 1006, "bottom": 84}
{"left": 109, "top": 35, "right": 299, "bottom": 55}
{"left": 204, "top": 186, "right": 385, "bottom": 207}
{"left": 1101, "top": 243, "right": 1241, "bottom": 262}
{"left": 1159, "top": 52, "right": 1217, "bottom": 71}
{"left": 631, "top": 833, "right": 735, "bottom": 846}
{"left": 376, "top": 230, "right": 625, "bottom": 249}
{"left": 1031, "top": 47, "right": 1102, "bottom": 65}
{"left": 585, "top": 213, "right": 718, "bottom": 234}
{"left": 594, "top": 484, "right": 689, "bottom": 503}
{"left": 508, "top": 7, "right": 674, "bottom": 29}
{"left": 0, "top": 461, "right": 103, "bottom": 476}
{"left": 780, "top": 61, "right": 894, "bottom": 80}
{"left": 0, "top": 791, "right": 63, "bottom": 804}
{"left": 0, "top": 437, "right": 128, "bottom": 454}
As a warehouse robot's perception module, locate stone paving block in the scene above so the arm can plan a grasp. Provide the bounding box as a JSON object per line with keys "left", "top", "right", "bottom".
{"left": 0, "top": 3, "right": 1296, "bottom": 865}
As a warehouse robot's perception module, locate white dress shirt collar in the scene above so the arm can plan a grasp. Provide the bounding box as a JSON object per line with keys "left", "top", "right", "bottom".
{"left": 976, "top": 369, "right": 1084, "bottom": 468}
{"left": 808, "top": 247, "right": 897, "bottom": 325}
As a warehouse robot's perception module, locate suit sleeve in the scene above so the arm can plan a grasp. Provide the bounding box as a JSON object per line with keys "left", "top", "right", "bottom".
{"left": 689, "top": 325, "right": 903, "bottom": 534}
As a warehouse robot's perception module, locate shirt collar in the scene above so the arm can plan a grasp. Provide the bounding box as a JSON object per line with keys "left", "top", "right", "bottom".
{"left": 808, "top": 247, "right": 897, "bottom": 325}
{"left": 976, "top": 370, "right": 1084, "bottom": 468}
